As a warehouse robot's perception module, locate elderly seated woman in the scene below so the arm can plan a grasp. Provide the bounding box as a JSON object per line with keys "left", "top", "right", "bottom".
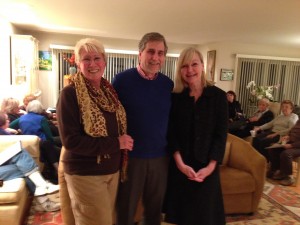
{"left": 252, "top": 100, "right": 299, "bottom": 161}
{"left": 229, "top": 98, "right": 274, "bottom": 138}
{"left": 267, "top": 119, "right": 300, "bottom": 186}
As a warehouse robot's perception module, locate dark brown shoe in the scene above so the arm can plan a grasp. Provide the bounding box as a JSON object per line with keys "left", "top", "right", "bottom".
{"left": 272, "top": 172, "right": 288, "bottom": 180}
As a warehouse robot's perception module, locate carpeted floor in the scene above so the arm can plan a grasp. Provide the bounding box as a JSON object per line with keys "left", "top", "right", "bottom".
{"left": 25, "top": 181, "right": 300, "bottom": 225}
{"left": 226, "top": 181, "right": 300, "bottom": 225}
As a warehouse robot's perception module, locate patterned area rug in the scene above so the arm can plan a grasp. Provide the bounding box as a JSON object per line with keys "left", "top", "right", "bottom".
{"left": 226, "top": 181, "right": 300, "bottom": 224}
{"left": 26, "top": 182, "right": 300, "bottom": 225}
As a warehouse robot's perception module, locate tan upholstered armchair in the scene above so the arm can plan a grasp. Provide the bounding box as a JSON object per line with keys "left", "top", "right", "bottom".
{"left": 220, "top": 133, "right": 267, "bottom": 214}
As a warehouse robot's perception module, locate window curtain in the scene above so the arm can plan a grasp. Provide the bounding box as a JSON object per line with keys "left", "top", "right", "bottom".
{"left": 235, "top": 56, "right": 300, "bottom": 117}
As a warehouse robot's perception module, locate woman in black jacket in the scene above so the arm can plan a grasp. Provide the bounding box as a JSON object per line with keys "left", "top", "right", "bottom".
{"left": 227, "top": 90, "right": 243, "bottom": 122}
{"left": 163, "top": 47, "right": 228, "bottom": 225}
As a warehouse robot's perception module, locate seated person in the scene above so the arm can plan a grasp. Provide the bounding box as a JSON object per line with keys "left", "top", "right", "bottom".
{"left": 1, "top": 97, "right": 25, "bottom": 122}
{"left": 9, "top": 100, "right": 61, "bottom": 176}
{"left": 267, "top": 119, "right": 300, "bottom": 186}
{"left": 227, "top": 90, "right": 244, "bottom": 123}
{"left": 19, "top": 94, "right": 37, "bottom": 111}
{"left": 0, "top": 112, "right": 60, "bottom": 212}
{"left": 20, "top": 94, "right": 59, "bottom": 136}
{"left": 252, "top": 100, "right": 299, "bottom": 160}
{"left": 229, "top": 98, "right": 274, "bottom": 138}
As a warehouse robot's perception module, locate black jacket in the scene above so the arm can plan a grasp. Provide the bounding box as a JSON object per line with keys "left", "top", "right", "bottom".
{"left": 168, "top": 86, "right": 228, "bottom": 165}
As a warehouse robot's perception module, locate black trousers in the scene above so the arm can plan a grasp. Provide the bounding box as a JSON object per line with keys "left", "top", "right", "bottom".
{"left": 252, "top": 130, "right": 280, "bottom": 161}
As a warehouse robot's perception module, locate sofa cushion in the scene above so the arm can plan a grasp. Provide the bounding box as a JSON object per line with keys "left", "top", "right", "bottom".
{"left": 0, "top": 178, "right": 26, "bottom": 204}
{"left": 220, "top": 166, "right": 255, "bottom": 195}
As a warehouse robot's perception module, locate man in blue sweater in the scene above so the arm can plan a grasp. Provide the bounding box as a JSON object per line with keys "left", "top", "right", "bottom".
{"left": 113, "top": 32, "right": 174, "bottom": 225}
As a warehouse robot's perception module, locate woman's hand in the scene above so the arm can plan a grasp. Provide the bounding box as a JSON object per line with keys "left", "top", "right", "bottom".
{"left": 253, "top": 126, "right": 260, "bottom": 132}
{"left": 281, "top": 135, "right": 290, "bottom": 143}
{"left": 192, "top": 160, "right": 217, "bottom": 182}
{"left": 118, "top": 134, "right": 134, "bottom": 151}
{"left": 5, "top": 128, "right": 19, "bottom": 134}
{"left": 267, "top": 133, "right": 278, "bottom": 139}
{"left": 178, "top": 164, "right": 197, "bottom": 180}
{"left": 249, "top": 116, "right": 258, "bottom": 122}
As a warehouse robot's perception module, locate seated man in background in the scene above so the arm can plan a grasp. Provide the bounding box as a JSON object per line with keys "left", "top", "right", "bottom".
{"left": 229, "top": 98, "right": 274, "bottom": 138}
{"left": 267, "top": 118, "right": 300, "bottom": 186}
{"left": 0, "top": 111, "right": 60, "bottom": 212}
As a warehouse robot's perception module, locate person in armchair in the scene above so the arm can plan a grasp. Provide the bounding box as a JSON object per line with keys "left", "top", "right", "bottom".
{"left": 267, "top": 119, "right": 300, "bottom": 186}
{"left": 229, "top": 98, "right": 274, "bottom": 138}
{"left": 252, "top": 100, "right": 298, "bottom": 161}
{"left": 0, "top": 111, "right": 60, "bottom": 212}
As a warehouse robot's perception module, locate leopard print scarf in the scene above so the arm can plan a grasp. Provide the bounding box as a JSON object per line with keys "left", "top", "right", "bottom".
{"left": 71, "top": 73, "right": 128, "bottom": 182}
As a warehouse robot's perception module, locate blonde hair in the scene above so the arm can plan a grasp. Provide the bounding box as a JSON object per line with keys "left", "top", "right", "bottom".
{"left": 74, "top": 38, "right": 107, "bottom": 64}
{"left": 0, "top": 97, "right": 19, "bottom": 114}
{"left": 23, "top": 94, "right": 37, "bottom": 106}
{"left": 173, "top": 47, "right": 214, "bottom": 93}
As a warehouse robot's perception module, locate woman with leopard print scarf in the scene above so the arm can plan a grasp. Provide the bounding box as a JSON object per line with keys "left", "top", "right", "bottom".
{"left": 57, "top": 38, "right": 133, "bottom": 225}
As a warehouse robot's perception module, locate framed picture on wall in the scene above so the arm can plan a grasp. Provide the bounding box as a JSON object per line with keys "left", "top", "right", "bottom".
{"left": 220, "top": 69, "right": 234, "bottom": 81}
{"left": 206, "top": 50, "right": 216, "bottom": 81}
{"left": 39, "top": 51, "right": 52, "bottom": 71}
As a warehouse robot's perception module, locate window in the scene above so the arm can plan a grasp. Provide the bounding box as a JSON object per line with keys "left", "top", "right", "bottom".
{"left": 52, "top": 49, "right": 178, "bottom": 93}
{"left": 235, "top": 56, "right": 300, "bottom": 116}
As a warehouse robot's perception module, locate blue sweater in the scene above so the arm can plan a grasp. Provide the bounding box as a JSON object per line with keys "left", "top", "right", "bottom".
{"left": 113, "top": 68, "right": 174, "bottom": 158}
{"left": 10, "top": 113, "right": 51, "bottom": 141}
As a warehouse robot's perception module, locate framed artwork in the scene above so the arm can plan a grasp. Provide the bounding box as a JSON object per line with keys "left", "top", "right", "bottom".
{"left": 206, "top": 50, "right": 216, "bottom": 81}
{"left": 220, "top": 69, "right": 234, "bottom": 81}
{"left": 39, "top": 51, "right": 52, "bottom": 71}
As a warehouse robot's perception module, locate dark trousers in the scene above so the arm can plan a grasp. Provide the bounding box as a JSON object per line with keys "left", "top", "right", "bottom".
{"left": 252, "top": 130, "right": 280, "bottom": 161}
{"left": 116, "top": 156, "right": 169, "bottom": 225}
{"left": 269, "top": 148, "right": 300, "bottom": 175}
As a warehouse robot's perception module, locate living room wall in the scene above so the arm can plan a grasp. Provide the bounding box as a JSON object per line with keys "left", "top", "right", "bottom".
{"left": 199, "top": 42, "right": 300, "bottom": 93}
{"left": 1, "top": 19, "right": 300, "bottom": 108}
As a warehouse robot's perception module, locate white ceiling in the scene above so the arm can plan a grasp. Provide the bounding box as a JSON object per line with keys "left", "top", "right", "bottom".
{"left": 1, "top": 0, "right": 300, "bottom": 48}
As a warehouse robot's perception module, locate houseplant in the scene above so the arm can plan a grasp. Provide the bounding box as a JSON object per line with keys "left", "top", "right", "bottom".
{"left": 246, "top": 81, "right": 280, "bottom": 103}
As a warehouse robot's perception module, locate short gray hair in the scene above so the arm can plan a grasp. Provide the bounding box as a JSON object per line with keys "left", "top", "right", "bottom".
{"left": 26, "top": 100, "right": 44, "bottom": 114}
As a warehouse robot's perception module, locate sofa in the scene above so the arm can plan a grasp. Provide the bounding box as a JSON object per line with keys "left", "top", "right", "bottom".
{"left": 220, "top": 133, "right": 267, "bottom": 214}
{"left": 0, "top": 135, "right": 40, "bottom": 225}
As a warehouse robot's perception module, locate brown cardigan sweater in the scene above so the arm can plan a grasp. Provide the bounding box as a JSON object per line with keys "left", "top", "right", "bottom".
{"left": 56, "top": 84, "right": 121, "bottom": 175}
